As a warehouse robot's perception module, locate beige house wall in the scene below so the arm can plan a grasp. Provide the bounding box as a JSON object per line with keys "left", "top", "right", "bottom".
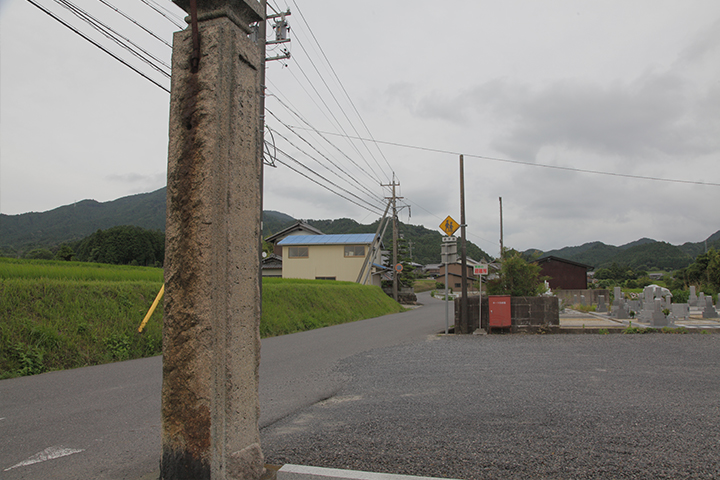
{"left": 282, "top": 244, "right": 380, "bottom": 285}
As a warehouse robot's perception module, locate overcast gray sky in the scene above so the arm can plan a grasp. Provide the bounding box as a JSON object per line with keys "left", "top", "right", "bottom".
{"left": 1, "top": 0, "right": 719, "bottom": 256}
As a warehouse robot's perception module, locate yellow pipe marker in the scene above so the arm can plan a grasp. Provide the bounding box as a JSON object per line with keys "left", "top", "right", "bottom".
{"left": 138, "top": 284, "right": 165, "bottom": 333}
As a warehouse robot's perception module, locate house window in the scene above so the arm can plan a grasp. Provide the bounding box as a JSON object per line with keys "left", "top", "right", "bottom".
{"left": 288, "top": 246, "right": 308, "bottom": 258}
{"left": 315, "top": 276, "right": 336, "bottom": 281}
{"left": 344, "top": 245, "right": 365, "bottom": 257}
{"left": 454, "top": 283, "right": 461, "bottom": 288}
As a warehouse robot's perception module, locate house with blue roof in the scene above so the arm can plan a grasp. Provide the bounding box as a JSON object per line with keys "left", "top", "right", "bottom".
{"left": 276, "top": 233, "right": 384, "bottom": 286}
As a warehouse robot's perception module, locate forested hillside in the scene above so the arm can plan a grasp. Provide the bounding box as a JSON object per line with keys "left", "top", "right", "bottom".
{"left": 529, "top": 233, "right": 719, "bottom": 271}
{"left": 0, "top": 189, "right": 166, "bottom": 256}
{"left": 2, "top": 187, "right": 716, "bottom": 267}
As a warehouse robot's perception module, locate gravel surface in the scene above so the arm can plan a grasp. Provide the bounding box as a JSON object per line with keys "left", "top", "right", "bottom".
{"left": 261, "top": 335, "right": 720, "bottom": 479}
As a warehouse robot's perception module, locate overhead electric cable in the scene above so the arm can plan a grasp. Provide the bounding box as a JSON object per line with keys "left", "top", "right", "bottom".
{"left": 270, "top": 136, "right": 384, "bottom": 211}
{"left": 290, "top": 30, "right": 391, "bottom": 183}
{"left": 267, "top": 90, "right": 385, "bottom": 188}
{"left": 26, "top": 0, "right": 170, "bottom": 93}
{"left": 290, "top": 0, "right": 396, "bottom": 179}
{"left": 54, "top": 0, "right": 170, "bottom": 76}
{"left": 266, "top": 109, "right": 383, "bottom": 202}
{"left": 283, "top": 55, "right": 385, "bottom": 184}
{"left": 274, "top": 147, "right": 384, "bottom": 215}
{"left": 138, "top": 0, "right": 185, "bottom": 28}
{"left": 97, "top": 0, "right": 173, "bottom": 48}
{"left": 286, "top": 127, "right": 720, "bottom": 188}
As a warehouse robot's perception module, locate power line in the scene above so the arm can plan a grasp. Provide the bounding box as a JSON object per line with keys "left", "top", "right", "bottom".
{"left": 97, "top": 0, "right": 173, "bottom": 48}
{"left": 267, "top": 90, "right": 386, "bottom": 188}
{"left": 55, "top": 0, "right": 171, "bottom": 76}
{"left": 290, "top": 0, "right": 396, "bottom": 180}
{"left": 289, "top": 27, "right": 391, "bottom": 184}
{"left": 26, "top": 0, "right": 170, "bottom": 93}
{"left": 284, "top": 127, "right": 720, "bottom": 188}
{"left": 266, "top": 125, "right": 385, "bottom": 211}
{"left": 138, "top": 0, "right": 185, "bottom": 29}
{"left": 282, "top": 54, "right": 385, "bottom": 184}
{"left": 274, "top": 147, "right": 384, "bottom": 215}
{"left": 266, "top": 109, "right": 384, "bottom": 202}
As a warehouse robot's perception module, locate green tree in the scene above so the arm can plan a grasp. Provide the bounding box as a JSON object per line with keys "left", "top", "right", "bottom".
{"left": 54, "top": 244, "right": 75, "bottom": 261}
{"left": 25, "top": 248, "right": 54, "bottom": 260}
{"left": 74, "top": 226, "right": 164, "bottom": 266}
{"left": 487, "top": 250, "right": 546, "bottom": 296}
{"left": 707, "top": 250, "right": 720, "bottom": 290}
{"left": 384, "top": 237, "right": 417, "bottom": 288}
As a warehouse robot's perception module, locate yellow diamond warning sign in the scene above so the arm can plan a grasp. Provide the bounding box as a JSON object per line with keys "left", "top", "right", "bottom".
{"left": 439, "top": 216, "right": 460, "bottom": 236}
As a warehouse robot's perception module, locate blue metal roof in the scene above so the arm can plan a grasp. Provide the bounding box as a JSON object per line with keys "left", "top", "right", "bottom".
{"left": 277, "top": 234, "right": 376, "bottom": 246}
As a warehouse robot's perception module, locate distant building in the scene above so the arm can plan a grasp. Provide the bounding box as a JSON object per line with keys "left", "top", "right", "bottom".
{"left": 261, "top": 253, "right": 283, "bottom": 277}
{"left": 436, "top": 260, "right": 480, "bottom": 292}
{"left": 536, "top": 256, "right": 591, "bottom": 290}
{"left": 277, "top": 234, "right": 383, "bottom": 286}
{"left": 265, "top": 221, "right": 324, "bottom": 256}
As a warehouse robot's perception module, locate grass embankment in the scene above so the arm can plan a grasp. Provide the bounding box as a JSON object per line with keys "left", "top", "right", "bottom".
{"left": 0, "top": 258, "right": 404, "bottom": 379}
{"left": 261, "top": 277, "right": 405, "bottom": 337}
{"left": 413, "top": 279, "right": 437, "bottom": 293}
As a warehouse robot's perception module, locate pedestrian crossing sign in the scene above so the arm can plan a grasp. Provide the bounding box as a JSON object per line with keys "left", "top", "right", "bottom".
{"left": 439, "top": 216, "right": 460, "bottom": 236}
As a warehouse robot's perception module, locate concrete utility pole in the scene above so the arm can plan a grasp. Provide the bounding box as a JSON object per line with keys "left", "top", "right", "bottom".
{"left": 162, "top": 1, "right": 265, "bottom": 478}
{"left": 459, "top": 155, "right": 469, "bottom": 334}
{"left": 382, "top": 178, "right": 402, "bottom": 301}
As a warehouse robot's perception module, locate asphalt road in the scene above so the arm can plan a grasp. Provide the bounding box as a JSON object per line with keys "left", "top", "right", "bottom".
{"left": 0, "top": 292, "right": 449, "bottom": 479}
{"left": 261, "top": 334, "right": 720, "bottom": 479}
{"left": 4, "top": 293, "right": 720, "bottom": 479}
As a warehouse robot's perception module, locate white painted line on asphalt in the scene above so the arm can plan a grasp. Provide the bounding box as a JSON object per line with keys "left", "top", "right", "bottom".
{"left": 278, "top": 464, "right": 463, "bottom": 480}
{"left": 4, "top": 446, "right": 85, "bottom": 471}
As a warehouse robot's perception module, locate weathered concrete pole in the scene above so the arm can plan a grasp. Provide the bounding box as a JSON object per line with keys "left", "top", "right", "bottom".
{"left": 161, "top": 0, "right": 265, "bottom": 478}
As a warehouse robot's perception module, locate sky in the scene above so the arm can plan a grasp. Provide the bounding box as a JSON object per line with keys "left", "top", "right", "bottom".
{"left": 1, "top": 0, "right": 719, "bottom": 257}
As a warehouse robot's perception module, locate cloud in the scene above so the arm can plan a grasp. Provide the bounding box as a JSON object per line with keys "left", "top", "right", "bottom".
{"left": 408, "top": 68, "right": 720, "bottom": 164}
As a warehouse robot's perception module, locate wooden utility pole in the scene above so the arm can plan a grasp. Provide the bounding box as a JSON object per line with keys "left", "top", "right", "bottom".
{"left": 162, "top": 1, "right": 265, "bottom": 478}
{"left": 459, "top": 155, "right": 469, "bottom": 333}
{"left": 499, "top": 196, "right": 504, "bottom": 260}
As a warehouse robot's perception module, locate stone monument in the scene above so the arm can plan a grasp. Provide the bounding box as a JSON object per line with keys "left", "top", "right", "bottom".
{"left": 703, "top": 296, "right": 718, "bottom": 319}
{"left": 161, "top": 0, "right": 266, "bottom": 478}
{"left": 597, "top": 294, "right": 608, "bottom": 313}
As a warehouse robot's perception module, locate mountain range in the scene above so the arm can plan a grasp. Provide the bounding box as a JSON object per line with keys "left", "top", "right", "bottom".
{"left": 0, "top": 188, "right": 488, "bottom": 265}
{"left": 1, "top": 187, "right": 717, "bottom": 269}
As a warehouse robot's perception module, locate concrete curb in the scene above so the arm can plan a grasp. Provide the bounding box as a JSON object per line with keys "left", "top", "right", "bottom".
{"left": 276, "top": 464, "right": 463, "bottom": 480}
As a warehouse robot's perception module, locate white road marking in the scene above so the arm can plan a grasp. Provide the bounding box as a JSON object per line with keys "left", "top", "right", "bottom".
{"left": 4, "top": 446, "right": 84, "bottom": 471}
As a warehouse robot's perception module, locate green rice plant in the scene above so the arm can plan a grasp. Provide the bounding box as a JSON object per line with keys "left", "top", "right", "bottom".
{"left": 0, "top": 257, "right": 163, "bottom": 282}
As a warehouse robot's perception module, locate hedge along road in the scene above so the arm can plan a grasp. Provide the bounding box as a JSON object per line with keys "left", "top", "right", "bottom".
{"left": 0, "top": 292, "right": 450, "bottom": 479}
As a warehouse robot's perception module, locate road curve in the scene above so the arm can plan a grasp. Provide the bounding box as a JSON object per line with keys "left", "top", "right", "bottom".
{"left": 0, "top": 292, "right": 448, "bottom": 479}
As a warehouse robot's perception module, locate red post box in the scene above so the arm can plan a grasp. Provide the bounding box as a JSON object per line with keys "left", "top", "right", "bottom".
{"left": 489, "top": 295, "right": 511, "bottom": 330}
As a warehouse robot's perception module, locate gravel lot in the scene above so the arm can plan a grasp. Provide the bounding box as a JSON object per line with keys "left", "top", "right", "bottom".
{"left": 261, "top": 335, "right": 720, "bottom": 479}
